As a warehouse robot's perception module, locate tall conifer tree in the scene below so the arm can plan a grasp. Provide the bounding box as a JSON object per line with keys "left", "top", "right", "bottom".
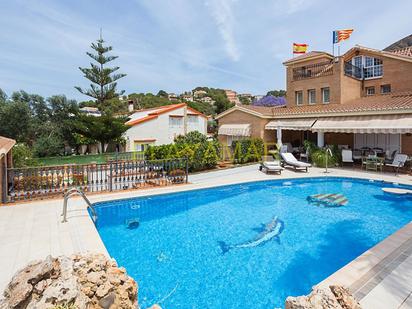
{"left": 75, "top": 31, "right": 126, "bottom": 109}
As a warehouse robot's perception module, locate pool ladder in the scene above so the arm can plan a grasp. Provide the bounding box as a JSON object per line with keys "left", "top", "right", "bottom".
{"left": 61, "top": 188, "right": 97, "bottom": 223}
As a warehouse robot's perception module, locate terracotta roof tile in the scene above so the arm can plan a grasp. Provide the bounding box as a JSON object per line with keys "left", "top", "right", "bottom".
{"left": 389, "top": 47, "right": 412, "bottom": 58}
{"left": 239, "top": 92, "right": 412, "bottom": 118}
{"left": 283, "top": 51, "right": 333, "bottom": 65}
{"left": 126, "top": 103, "right": 206, "bottom": 126}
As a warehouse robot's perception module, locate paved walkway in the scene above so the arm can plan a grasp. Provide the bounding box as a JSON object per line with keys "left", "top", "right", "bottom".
{"left": 0, "top": 165, "right": 412, "bottom": 308}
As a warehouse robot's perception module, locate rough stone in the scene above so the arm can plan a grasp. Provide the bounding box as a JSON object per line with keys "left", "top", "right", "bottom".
{"left": 330, "top": 285, "right": 362, "bottom": 309}
{"left": 285, "top": 286, "right": 362, "bottom": 309}
{"left": 0, "top": 253, "right": 140, "bottom": 309}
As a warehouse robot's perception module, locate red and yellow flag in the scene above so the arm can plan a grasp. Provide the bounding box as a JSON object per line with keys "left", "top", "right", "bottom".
{"left": 293, "top": 43, "right": 308, "bottom": 54}
{"left": 333, "top": 29, "right": 354, "bottom": 43}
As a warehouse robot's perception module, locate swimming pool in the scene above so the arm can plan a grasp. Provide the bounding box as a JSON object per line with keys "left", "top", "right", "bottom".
{"left": 93, "top": 177, "right": 412, "bottom": 308}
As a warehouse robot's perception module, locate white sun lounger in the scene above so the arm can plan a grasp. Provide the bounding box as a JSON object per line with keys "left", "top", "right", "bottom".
{"left": 260, "top": 156, "right": 283, "bottom": 174}
{"left": 281, "top": 152, "right": 311, "bottom": 172}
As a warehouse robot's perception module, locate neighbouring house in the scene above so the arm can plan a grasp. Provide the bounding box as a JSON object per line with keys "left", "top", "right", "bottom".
{"left": 199, "top": 96, "right": 215, "bottom": 104}
{"left": 225, "top": 89, "right": 241, "bottom": 105}
{"left": 79, "top": 106, "right": 101, "bottom": 117}
{"left": 168, "top": 93, "right": 178, "bottom": 101}
{"left": 181, "top": 94, "right": 194, "bottom": 102}
{"left": 124, "top": 103, "right": 208, "bottom": 152}
{"left": 193, "top": 90, "right": 207, "bottom": 98}
{"left": 216, "top": 36, "right": 412, "bottom": 157}
{"left": 0, "top": 136, "right": 15, "bottom": 203}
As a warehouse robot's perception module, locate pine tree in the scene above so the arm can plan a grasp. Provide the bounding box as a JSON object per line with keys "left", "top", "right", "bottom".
{"left": 75, "top": 32, "right": 126, "bottom": 110}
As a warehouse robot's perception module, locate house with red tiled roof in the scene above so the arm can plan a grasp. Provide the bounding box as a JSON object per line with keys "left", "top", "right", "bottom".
{"left": 124, "top": 103, "right": 207, "bottom": 151}
{"left": 216, "top": 36, "right": 412, "bottom": 157}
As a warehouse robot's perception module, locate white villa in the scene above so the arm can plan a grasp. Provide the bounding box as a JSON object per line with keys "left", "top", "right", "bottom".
{"left": 124, "top": 103, "right": 208, "bottom": 152}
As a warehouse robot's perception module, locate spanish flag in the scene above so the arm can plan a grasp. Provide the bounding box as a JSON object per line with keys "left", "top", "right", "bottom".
{"left": 293, "top": 43, "right": 308, "bottom": 54}
{"left": 333, "top": 29, "right": 354, "bottom": 44}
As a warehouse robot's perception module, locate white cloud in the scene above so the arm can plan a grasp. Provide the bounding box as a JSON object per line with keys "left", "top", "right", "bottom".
{"left": 205, "top": 0, "right": 240, "bottom": 61}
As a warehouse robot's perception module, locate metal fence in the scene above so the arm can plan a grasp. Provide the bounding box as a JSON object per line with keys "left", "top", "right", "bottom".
{"left": 292, "top": 61, "right": 334, "bottom": 81}
{"left": 4, "top": 158, "right": 188, "bottom": 203}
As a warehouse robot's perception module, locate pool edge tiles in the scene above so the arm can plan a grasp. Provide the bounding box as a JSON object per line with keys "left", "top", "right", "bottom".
{"left": 91, "top": 175, "right": 412, "bottom": 210}
{"left": 317, "top": 220, "right": 412, "bottom": 297}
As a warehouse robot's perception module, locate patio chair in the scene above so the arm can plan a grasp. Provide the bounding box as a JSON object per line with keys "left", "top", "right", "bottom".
{"left": 384, "top": 150, "right": 398, "bottom": 164}
{"left": 300, "top": 148, "right": 310, "bottom": 162}
{"left": 280, "top": 152, "right": 311, "bottom": 172}
{"left": 259, "top": 156, "right": 283, "bottom": 174}
{"left": 341, "top": 149, "right": 354, "bottom": 166}
{"left": 386, "top": 154, "right": 408, "bottom": 174}
{"left": 352, "top": 149, "right": 362, "bottom": 161}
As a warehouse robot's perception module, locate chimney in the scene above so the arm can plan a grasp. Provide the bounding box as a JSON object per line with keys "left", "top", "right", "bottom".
{"left": 128, "top": 100, "right": 134, "bottom": 112}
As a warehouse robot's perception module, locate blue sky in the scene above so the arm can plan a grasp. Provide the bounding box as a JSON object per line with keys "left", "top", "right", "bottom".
{"left": 0, "top": 0, "right": 411, "bottom": 101}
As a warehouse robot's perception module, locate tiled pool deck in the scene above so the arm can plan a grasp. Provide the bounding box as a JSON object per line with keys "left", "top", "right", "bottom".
{"left": 1, "top": 165, "right": 411, "bottom": 308}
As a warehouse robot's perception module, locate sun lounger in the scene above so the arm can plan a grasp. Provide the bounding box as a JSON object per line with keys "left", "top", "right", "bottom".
{"left": 260, "top": 156, "right": 283, "bottom": 174}
{"left": 280, "top": 152, "right": 311, "bottom": 172}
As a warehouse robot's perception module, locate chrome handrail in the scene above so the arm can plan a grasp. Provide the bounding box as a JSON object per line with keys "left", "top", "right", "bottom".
{"left": 61, "top": 188, "right": 97, "bottom": 223}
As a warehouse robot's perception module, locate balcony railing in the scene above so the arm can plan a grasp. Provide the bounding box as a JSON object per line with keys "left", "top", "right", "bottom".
{"left": 292, "top": 61, "right": 334, "bottom": 81}
{"left": 344, "top": 61, "right": 363, "bottom": 79}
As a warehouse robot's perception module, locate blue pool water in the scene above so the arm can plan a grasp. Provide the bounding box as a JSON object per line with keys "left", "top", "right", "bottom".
{"left": 93, "top": 177, "right": 412, "bottom": 308}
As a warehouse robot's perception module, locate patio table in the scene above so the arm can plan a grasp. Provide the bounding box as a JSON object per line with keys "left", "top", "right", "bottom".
{"left": 363, "top": 156, "right": 384, "bottom": 172}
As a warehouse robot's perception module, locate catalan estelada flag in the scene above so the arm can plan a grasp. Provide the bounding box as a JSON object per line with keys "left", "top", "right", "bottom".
{"left": 293, "top": 43, "right": 308, "bottom": 54}
{"left": 333, "top": 29, "right": 354, "bottom": 43}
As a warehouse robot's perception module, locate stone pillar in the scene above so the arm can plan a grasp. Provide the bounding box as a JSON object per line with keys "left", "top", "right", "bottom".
{"left": 276, "top": 127, "right": 283, "bottom": 146}
{"left": 317, "top": 132, "right": 325, "bottom": 147}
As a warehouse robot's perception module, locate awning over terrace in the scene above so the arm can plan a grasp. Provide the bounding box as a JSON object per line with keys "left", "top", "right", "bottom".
{"left": 311, "top": 114, "right": 412, "bottom": 134}
{"left": 265, "top": 118, "right": 317, "bottom": 131}
{"left": 218, "top": 124, "right": 251, "bottom": 136}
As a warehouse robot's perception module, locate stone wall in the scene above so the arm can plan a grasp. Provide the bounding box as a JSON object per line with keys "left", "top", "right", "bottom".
{"left": 0, "top": 253, "right": 157, "bottom": 309}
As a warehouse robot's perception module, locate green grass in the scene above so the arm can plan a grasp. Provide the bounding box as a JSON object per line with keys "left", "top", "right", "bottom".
{"left": 34, "top": 151, "right": 145, "bottom": 166}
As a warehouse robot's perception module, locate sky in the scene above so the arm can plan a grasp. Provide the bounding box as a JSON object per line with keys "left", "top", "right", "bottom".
{"left": 0, "top": 0, "right": 411, "bottom": 101}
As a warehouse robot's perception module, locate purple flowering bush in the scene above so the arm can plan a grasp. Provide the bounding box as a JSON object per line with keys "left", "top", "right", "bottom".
{"left": 253, "top": 95, "right": 286, "bottom": 107}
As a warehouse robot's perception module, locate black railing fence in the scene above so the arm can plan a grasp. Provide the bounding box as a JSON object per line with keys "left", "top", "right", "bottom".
{"left": 344, "top": 61, "right": 363, "bottom": 79}
{"left": 4, "top": 158, "right": 188, "bottom": 203}
{"left": 292, "top": 61, "right": 334, "bottom": 81}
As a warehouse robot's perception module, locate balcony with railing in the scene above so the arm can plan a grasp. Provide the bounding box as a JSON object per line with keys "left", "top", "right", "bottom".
{"left": 292, "top": 61, "right": 334, "bottom": 81}
{"left": 344, "top": 61, "right": 363, "bottom": 79}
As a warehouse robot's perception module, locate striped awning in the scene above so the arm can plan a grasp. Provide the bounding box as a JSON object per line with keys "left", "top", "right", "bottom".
{"left": 311, "top": 114, "right": 412, "bottom": 134}
{"left": 218, "top": 124, "right": 251, "bottom": 136}
{"left": 265, "top": 118, "right": 317, "bottom": 131}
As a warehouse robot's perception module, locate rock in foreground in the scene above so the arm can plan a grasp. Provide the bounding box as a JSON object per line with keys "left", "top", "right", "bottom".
{"left": 285, "top": 285, "right": 362, "bottom": 309}
{"left": 0, "top": 253, "right": 138, "bottom": 309}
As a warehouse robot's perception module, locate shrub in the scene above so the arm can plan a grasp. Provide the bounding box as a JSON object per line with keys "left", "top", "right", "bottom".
{"left": 201, "top": 142, "right": 219, "bottom": 169}
{"left": 311, "top": 149, "right": 338, "bottom": 168}
{"left": 144, "top": 133, "right": 219, "bottom": 172}
{"left": 232, "top": 138, "right": 264, "bottom": 164}
{"left": 33, "top": 135, "right": 64, "bottom": 157}
{"left": 12, "top": 143, "right": 38, "bottom": 168}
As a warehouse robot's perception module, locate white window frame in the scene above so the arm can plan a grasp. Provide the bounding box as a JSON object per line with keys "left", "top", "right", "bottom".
{"left": 187, "top": 115, "right": 198, "bottom": 125}
{"left": 308, "top": 89, "right": 316, "bottom": 104}
{"left": 321, "top": 87, "right": 330, "bottom": 104}
{"left": 366, "top": 86, "right": 375, "bottom": 96}
{"left": 351, "top": 55, "right": 383, "bottom": 79}
{"left": 169, "top": 116, "right": 183, "bottom": 128}
{"left": 295, "top": 91, "right": 303, "bottom": 105}
{"left": 134, "top": 142, "right": 153, "bottom": 152}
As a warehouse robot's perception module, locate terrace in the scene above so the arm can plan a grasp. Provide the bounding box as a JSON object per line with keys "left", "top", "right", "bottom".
{"left": 1, "top": 164, "right": 412, "bottom": 308}
{"left": 292, "top": 61, "right": 334, "bottom": 81}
